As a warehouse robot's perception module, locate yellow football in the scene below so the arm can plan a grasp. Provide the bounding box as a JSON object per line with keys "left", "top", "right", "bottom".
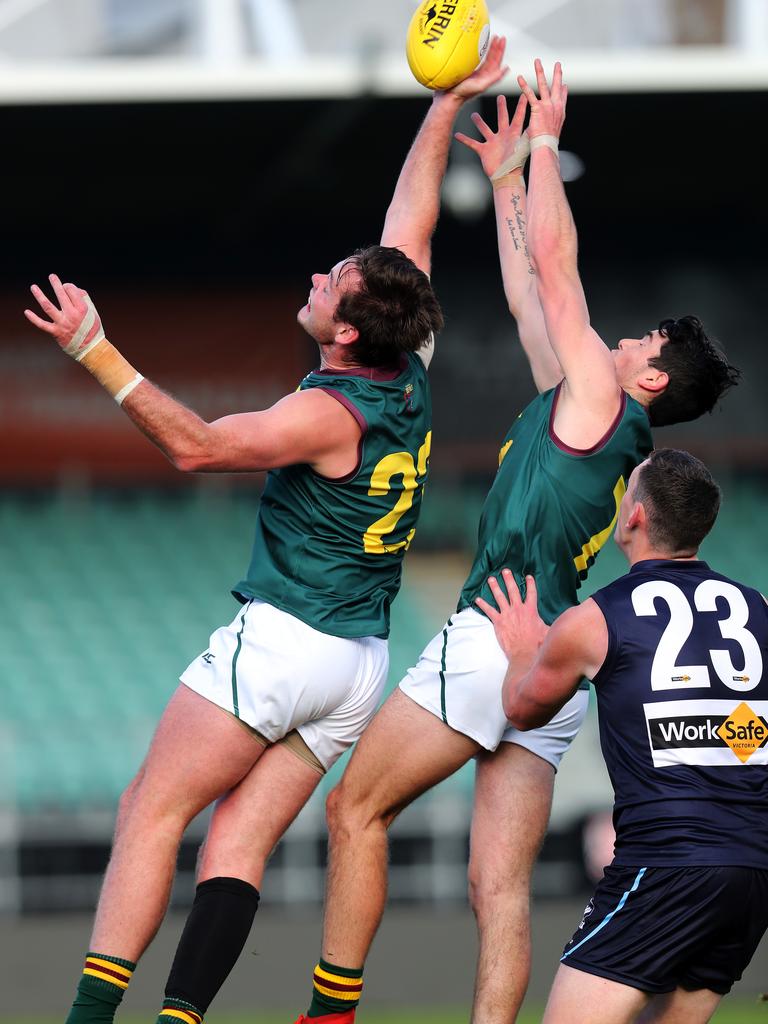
{"left": 406, "top": 0, "right": 491, "bottom": 91}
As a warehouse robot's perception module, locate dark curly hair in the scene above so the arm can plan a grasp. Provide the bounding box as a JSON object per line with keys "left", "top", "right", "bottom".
{"left": 647, "top": 316, "right": 740, "bottom": 427}
{"left": 334, "top": 245, "right": 444, "bottom": 368}
{"left": 634, "top": 448, "right": 721, "bottom": 553}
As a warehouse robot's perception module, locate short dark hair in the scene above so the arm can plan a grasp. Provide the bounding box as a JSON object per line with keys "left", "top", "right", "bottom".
{"left": 334, "top": 245, "right": 444, "bottom": 367}
{"left": 647, "top": 315, "right": 740, "bottom": 427}
{"left": 634, "top": 448, "right": 721, "bottom": 553}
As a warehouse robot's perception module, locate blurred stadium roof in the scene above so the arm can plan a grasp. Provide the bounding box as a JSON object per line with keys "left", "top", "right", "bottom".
{"left": 0, "top": 0, "right": 767, "bottom": 103}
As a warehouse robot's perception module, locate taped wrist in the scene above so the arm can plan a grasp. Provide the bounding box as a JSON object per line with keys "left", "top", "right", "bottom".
{"left": 164, "top": 876, "right": 260, "bottom": 1016}
{"left": 490, "top": 132, "right": 531, "bottom": 182}
{"left": 79, "top": 340, "right": 144, "bottom": 405}
{"left": 64, "top": 294, "right": 143, "bottom": 405}
{"left": 530, "top": 134, "right": 560, "bottom": 156}
{"left": 491, "top": 173, "right": 525, "bottom": 190}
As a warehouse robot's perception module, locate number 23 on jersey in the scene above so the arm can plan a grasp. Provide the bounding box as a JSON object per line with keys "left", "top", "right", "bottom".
{"left": 632, "top": 579, "right": 763, "bottom": 693}
{"left": 363, "top": 431, "right": 432, "bottom": 555}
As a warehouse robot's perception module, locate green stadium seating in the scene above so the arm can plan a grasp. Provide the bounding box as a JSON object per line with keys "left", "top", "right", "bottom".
{"left": 1, "top": 480, "right": 766, "bottom": 810}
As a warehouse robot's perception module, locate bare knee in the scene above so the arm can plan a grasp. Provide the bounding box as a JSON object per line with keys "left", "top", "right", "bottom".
{"left": 325, "top": 782, "right": 390, "bottom": 843}
{"left": 114, "top": 766, "right": 146, "bottom": 823}
{"left": 468, "top": 854, "right": 532, "bottom": 924}
{"left": 114, "top": 764, "right": 191, "bottom": 837}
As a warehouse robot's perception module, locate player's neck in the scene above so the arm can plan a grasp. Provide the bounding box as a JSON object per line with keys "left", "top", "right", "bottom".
{"left": 627, "top": 541, "right": 701, "bottom": 567}
{"left": 319, "top": 343, "right": 365, "bottom": 373}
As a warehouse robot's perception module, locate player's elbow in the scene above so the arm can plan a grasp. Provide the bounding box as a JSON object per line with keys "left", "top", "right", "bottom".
{"left": 170, "top": 445, "right": 229, "bottom": 473}
{"left": 166, "top": 446, "right": 207, "bottom": 472}
{"left": 503, "top": 692, "right": 549, "bottom": 731}
{"left": 509, "top": 708, "right": 549, "bottom": 731}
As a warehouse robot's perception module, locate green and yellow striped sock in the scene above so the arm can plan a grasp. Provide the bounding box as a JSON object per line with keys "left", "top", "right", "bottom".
{"left": 307, "top": 959, "right": 363, "bottom": 1017}
{"left": 65, "top": 952, "right": 135, "bottom": 1024}
{"left": 156, "top": 997, "right": 204, "bottom": 1024}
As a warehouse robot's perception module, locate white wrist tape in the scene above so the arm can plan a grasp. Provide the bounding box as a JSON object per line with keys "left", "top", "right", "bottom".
{"left": 530, "top": 134, "right": 560, "bottom": 155}
{"left": 114, "top": 373, "right": 145, "bottom": 406}
{"left": 491, "top": 132, "right": 531, "bottom": 181}
{"left": 63, "top": 296, "right": 106, "bottom": 361}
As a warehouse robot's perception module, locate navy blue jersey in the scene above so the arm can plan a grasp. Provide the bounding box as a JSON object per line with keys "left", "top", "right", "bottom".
{"left": 590, "top": 559, "right": 768, "bottom": 868}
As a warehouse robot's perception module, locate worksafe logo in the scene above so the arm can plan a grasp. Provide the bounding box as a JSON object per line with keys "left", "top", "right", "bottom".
{"left": 644, "top": 699, "right": 768, "bottom": 767}
{"left": 717, "top": 702, "right": 768, "bottom": 763}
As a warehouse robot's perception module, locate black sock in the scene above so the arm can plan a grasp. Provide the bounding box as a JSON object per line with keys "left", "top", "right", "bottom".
{"left": 160, "top": 876, "right": 260, "bottom": 1019}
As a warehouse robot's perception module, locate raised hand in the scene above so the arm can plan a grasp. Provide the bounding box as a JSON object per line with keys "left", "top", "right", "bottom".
{"left": 445, "top": 34, "right": 509, "bottom": 100}
{"left": 455, "top": 92, "right": 529, "bottom": 180}
{"left": 24, "top": 274, "right": 105, "bottom": 359}
{"left": 517, "top": 58, "right": 567, "bottom": 142}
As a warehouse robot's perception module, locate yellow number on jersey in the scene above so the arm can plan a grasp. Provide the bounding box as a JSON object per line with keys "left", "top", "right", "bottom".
{"left": 363, "top": 432, "right": 432, "bottom": 554}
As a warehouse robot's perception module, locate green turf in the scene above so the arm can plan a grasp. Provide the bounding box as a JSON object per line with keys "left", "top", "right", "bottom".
{"left": 4, "top": 1001, "right": 768, "bottom": 1024}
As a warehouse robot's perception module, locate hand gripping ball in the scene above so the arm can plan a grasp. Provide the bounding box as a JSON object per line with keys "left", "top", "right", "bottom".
{"left": 406, "top": 0, "right": 491, "bottom": 90}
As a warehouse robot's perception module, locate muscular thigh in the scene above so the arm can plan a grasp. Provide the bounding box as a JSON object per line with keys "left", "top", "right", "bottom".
{"left": 470, "top": 742, "right": 555, "bottom": 884}
{"left": 199, "top": 741, "right": 323, "bottom": 888}
{"left": 335, "top": 688, "right": 481, "bottom": 823}
{"left": 131, "top": 684, "right": 268, "bottom": 819}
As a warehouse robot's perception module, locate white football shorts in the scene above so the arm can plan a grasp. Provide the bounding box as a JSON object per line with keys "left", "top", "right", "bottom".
{"left": 181, "top": 598, "right": 389, "bottom": 771}
{"left": 399, "top": 606, "right": 588, "bottom": 770}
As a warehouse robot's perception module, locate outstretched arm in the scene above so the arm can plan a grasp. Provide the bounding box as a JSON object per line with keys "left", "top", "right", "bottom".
{"left": 521, "top": 61, "right": 621, "bottom": 428}
{"left": 475, "top": 570, "right": 607, "bottom": 728}
{"left": 456, "top": 93, "right": 563, "bottom": 392}
{"left": 380, "top": 35, "right": 509, "bottom": 276}
{"left": 24, "top": 277, "right": 361, "bottom": 475}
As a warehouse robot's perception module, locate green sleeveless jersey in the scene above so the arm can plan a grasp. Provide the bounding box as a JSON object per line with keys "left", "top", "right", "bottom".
{"left": 459, "top": 384, "right": 653, "bottom": 625}
{"left": 234, "top": 354, "right": 431, "bottom": 639}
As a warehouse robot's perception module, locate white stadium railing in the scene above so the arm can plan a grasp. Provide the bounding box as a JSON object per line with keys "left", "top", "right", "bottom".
{"left": 0, "top": 0, "right": 767, "bottom": 103}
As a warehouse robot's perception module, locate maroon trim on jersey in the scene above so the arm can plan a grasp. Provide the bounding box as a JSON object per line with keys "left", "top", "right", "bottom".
{"left": 548, "top": 383, "right": 627, "bottom": 456}
{"left": 313, "top": 354, "right": 408, "bottom": 381}
{"left": 313, "top": 386, "right": 367, "bottom": 483}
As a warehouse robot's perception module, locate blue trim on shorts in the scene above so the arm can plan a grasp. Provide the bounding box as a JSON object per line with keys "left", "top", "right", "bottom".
{"left": 230, "top": 600, "right": 252, "bottom": 718}
{"left": 561, "top": 867, "right": 647, "bottom": 961}
{"left": 439, "top": 617, "right": 452, "bottom": 724}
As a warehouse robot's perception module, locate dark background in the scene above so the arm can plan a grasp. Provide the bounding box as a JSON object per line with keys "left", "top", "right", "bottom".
{"left": 2, "top": 89, "right": 765, "bottom": 480}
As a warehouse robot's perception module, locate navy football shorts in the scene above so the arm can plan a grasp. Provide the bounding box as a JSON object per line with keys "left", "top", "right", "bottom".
{"left": 560, "top": 864, "right": 768, "bottom": 995}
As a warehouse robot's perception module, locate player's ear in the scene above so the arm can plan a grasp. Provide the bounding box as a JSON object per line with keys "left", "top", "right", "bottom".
{"left": 638, "top": 367, "right": 668, "bottom": 395}
{"left": 627, "top": 501, "right": 645, "bottom": 531}
{"left": 334, "top": 322, "right": 359, "bottom": 347}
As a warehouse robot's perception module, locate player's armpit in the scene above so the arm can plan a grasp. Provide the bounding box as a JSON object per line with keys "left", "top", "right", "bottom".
{"left": 504, "top": 600, "right": 607, "bottom": 728}
{"left": 187, "top": 389, "right": 363, "bottom": 474}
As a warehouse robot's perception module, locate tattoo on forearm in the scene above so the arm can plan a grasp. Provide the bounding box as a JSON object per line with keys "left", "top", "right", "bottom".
{"left": 507, "top": 194, "right": 535, "bottom": 276}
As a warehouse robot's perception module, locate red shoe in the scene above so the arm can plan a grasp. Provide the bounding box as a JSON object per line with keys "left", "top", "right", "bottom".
{"left": 292, "top": 1013, "right": 356, "bottom": 1024}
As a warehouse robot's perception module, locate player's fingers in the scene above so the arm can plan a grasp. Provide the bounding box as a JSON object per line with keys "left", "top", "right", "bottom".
{"left": 517, "top": 74, "right": 537, "bottom": 105}
{"left": 487, "top": 574, "right": 509, "bottom": 610}
{"left": 29, "top": 283, "right": 61, "bottom": 319}
{"left": 63, "top": 283, "right": 88, "bottom": 312}
{"left": 496, "top": 94, "right": 510, "bottom": 131}
{"left": 474, "top": 595, "right": 499, "bottom": 621}
{"left": 562, "top": 84, "right": 568, "bottom": 112}
{"left": 551, "top": 61, "right": 563, "bottom": 99}
{"left": 510, "top": 93, "right": 528, "bottom": 134}
{"left": 501, "top": 568, "right": 522, "bottom": 605}
{"left": 534, "top": 57, "right": 550, "bottom": 100}
{"left": 24, "top": 308, "right": 57, "bottom": 332}
{"left": 524, "top": 574, "right": 539, "bottom": 608}
{"left": 48, "top": 274, "right": 73, "bottom": 311}
{"left": 494, "top": 65, "right": 510, "bottom": 86}
{"left": 485, "top": 34, "right": 504, "bottom": 66}
{"left": 470, "top": 111, "right": 494, "bottom": 141}
{"left": 454, "top": 131, "right": 482, "bottom": 153}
